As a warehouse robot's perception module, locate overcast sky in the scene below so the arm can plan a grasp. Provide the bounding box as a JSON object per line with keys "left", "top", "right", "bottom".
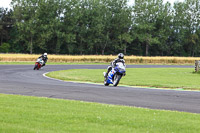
{"left": 1, "top": 0, "right": 185, "bottom": 9}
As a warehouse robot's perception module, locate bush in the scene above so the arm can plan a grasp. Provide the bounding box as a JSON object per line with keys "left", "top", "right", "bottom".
{"left": 0, "top": 43, "right": 10, "bottom": 53}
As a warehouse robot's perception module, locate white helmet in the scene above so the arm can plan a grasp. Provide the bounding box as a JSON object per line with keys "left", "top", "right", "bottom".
{"left": 44, "top": 53, "right": 47, "bottom": 56}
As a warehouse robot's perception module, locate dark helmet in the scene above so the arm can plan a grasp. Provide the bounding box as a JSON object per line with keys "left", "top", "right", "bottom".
{"left": 118, "top": 53, "right": 124, "bottom": 59}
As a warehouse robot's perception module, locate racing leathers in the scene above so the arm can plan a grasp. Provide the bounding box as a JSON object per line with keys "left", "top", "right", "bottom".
{"left": 39, "top": 55, "right": 48, "bottom": 67}
{"left": 105, "top": 58, "right": 126, "bottom": 77}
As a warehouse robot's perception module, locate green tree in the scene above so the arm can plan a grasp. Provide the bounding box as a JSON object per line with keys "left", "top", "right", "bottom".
{"left": 183, "top": 0, "right": 200, "bottom": 56}
{"left": 0, "top": 42, "right": 10, "bottom": 53}
{"left": 11, "top": 0, "right": 38, "bottom": 54}
{"left": 151, "top": 2, "right": 173, "bottom": 56}
{"left": 0, "top": 8, "right": 13, "bottom": 46}
{"left": 133, "top": 0, "right": 162, "bottom": 56}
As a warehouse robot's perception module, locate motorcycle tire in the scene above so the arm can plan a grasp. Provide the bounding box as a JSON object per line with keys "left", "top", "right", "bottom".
{"left": 113, "top": 74, "right": 122, "bottom": 87}
{"left": 33, "top": 64, "right": 38, "bottom": 70}
{"left": 104, "top": 77, "right": 109, "bottom": 86}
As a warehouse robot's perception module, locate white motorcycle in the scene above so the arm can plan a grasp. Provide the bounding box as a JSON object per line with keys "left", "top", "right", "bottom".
{"left": 103, "top": 62, "right": 126, "bottom": 86}
{"left": 33, "top": 58, "right": 44, "bottom": 70}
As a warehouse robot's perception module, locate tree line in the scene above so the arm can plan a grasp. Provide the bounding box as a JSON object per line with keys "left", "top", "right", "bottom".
{"left": 0, "top": 0, "right": 200, "bottom": 56}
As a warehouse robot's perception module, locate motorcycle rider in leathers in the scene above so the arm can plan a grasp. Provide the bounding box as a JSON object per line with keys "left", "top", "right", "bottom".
{"left": 104, "top": 53, "right": 126, "bottom": 77}
{"left": 38, "top": 53, "right": 48, "bottom": 67}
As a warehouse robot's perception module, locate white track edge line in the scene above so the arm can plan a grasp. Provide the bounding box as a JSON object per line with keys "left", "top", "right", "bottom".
{"left": 43, "top": 72, "right": 103, "bottom": 85}
{"left": 42, "top": 72, "right": 200, "bottom": 92}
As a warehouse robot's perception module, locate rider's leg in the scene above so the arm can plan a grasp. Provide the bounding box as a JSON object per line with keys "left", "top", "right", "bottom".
{"left": 105, "top": 66, "right": 112, "bottom": 77}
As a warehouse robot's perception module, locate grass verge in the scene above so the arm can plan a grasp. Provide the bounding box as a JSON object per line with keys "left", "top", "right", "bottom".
{"left": 46, "top": 68, "right": 200, "bottom": 90}
{"left": 0, "top": 94, "right": 199, "bottom": 133}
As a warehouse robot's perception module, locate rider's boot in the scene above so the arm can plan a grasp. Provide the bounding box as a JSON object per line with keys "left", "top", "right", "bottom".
{"left": 103, "top": 72, "right": 107, "bottom": 78}
{"left": 104, "top": 67, "right": 112, "bottom": 78}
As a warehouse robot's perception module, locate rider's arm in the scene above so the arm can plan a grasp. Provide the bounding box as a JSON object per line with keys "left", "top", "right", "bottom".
{"left": 123, "top": 59, "right": 126, "bottom": 67}
{"left": 39, "top": 55, "right": 44, "bottom": 59}
{"left": 41, "top": 57, "right": 47, "bottom": 63}
{"left": 111, "top": 59, "right": 117, "bottom": 67}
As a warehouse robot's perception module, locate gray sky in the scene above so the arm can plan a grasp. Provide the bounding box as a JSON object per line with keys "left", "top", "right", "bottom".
{"left": 1, "top": 0, "right": 185, "bottom": 9}
{"left": 0, "top": 0, "right": 12, "bottom": 8}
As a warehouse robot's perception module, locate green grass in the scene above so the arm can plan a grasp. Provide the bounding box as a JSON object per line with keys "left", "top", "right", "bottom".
{"left": 46, "top": 68, "right": 200, "bottom": 90}
{"left": 0, "top": 94, "right": 200, "bottom": 133}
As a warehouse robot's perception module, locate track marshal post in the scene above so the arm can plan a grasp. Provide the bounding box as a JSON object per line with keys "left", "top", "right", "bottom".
{"left": 195, "top": 60, "right": 200, "bottom": 72}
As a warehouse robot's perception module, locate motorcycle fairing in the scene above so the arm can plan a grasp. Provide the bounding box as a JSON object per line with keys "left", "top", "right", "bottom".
{"left": 107, "top": 69, "right": 115, "bottom": 84}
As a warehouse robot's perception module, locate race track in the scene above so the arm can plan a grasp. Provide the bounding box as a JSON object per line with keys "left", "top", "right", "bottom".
{"left": 0, "top": 65, "right": 200, "bottom": 113}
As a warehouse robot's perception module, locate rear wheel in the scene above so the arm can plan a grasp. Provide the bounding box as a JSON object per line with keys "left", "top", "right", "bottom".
{"left": 113, "top": 74, "right": 122, "bottom": 87}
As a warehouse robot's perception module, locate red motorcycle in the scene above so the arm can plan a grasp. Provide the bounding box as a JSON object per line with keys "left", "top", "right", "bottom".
{"left": 33, "top": 58, "right": 44, "bottom": 70}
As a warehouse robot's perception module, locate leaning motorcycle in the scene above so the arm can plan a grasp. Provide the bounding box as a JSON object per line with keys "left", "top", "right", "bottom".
{"left": 103, "top": 62, "right": 126, "bottom": 87}
{"left": 33, "top": 58, "right": 44, "bottom": 70}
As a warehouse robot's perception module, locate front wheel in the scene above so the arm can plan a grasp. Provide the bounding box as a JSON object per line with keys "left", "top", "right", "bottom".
{"left": 113, "top": 74, "right": 122, "bottom": 87}
{"left": 33, "top": 64, "right": 38, "bottom": 70}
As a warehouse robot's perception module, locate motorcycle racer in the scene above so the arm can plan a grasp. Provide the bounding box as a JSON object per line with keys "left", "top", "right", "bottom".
{"left": 38, "top": 53, "right": 48, "bottom": 67}
{"left": 104, "top": 53, "right": 126, "bottom": 77}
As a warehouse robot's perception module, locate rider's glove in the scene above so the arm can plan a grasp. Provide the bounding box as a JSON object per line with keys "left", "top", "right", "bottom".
{"left": 123, "top": 73, "right": 126, "bottom": 76}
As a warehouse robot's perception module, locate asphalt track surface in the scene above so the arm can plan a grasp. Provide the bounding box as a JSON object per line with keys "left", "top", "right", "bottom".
{"left": 0, "top": 64, "right": 200, "bottom": 114}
